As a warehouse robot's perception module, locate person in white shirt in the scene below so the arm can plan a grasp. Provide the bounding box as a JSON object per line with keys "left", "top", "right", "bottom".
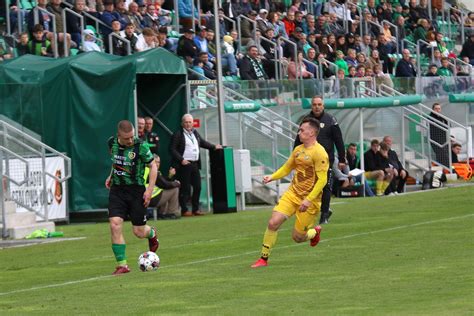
{"left": 135, "top": 27, "right": 157, "bottom": 52}
{"left": 170, "top": 114, "right": 222, "bottom": 216}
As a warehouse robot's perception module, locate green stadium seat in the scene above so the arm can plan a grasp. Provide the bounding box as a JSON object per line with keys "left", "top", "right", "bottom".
{"left": 70, "top": 48, "right": 79, "bottom": 56}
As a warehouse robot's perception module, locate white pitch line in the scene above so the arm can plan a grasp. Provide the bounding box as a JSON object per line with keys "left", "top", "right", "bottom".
{"left": 0, "top": 213, "right": 472, "bottom": 297}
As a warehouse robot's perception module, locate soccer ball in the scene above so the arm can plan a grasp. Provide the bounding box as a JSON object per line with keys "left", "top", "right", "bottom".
{"left": 138, "top": 251, "right": 160, "bottom": 272}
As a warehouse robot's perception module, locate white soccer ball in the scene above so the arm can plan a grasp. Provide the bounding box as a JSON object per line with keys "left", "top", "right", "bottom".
{"left": 138, "top": 251, "right": 160, "bottom": 272}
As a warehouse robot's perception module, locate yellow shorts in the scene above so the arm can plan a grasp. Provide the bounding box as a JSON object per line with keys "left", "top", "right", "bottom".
{"left": 273, "top": 191, "right": 321, "bottom": 234}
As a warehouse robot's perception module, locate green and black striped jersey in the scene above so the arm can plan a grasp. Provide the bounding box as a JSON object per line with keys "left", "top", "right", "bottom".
{"left": 108, "top": 136, "right": 154, "bottom": 186}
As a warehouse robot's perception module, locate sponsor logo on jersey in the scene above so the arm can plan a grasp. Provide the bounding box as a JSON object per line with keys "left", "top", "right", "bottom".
{"left": 128, "top": 152, "right": 136, "bottom": 160}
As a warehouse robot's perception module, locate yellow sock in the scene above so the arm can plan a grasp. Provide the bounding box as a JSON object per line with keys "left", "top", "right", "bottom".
{"left": 260, "top": 228, "right": 278, "bottom": 260}
{"left": 376, "top": 181, "right": 383, "bottom": 195}
{"left": 382, "top": 181, "right": 390, "bottom": 193}
{"left": 306, "top": 228, "right": 317, "bottom": 241}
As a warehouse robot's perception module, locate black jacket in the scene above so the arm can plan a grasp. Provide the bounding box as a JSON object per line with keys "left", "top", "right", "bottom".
{"left": 428, "top": 112, "right": 448, "bottom": 144}
{"left": 346, "top": 151, "right": 358, "bottom": 171}
{"left": 294, "top": 110, "right": 345, "bottom": 165}
{"left": 387, "top": 149, "right": 403, "bottom": 171}
{"left": 363, "top": 149, "right": 378, "bottom": 171}
{"left": 395, "top": 58, "right": 417, "bottom": 77}
{"left": 169, "top": 129, "right": 215, "bottom": 169}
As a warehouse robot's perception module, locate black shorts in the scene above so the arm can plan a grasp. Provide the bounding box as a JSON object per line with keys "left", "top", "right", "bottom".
{"left": 108, "top": 185, "right": 147, "bottom": 226}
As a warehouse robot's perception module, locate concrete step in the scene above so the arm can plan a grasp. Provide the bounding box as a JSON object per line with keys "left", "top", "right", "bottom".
{"left": 6, "top": 221, "right": 55, "bottom": 239}
{"left": 4, "top": 201, "right": 16, "bottom": 214}
{"left": 4, "top": 212, "right": 36, "bottom": 228}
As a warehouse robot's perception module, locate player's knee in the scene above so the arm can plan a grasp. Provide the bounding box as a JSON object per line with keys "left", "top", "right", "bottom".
{"left": 267, "top": 220, "right": 280, "bottom": 231}
{"left": 132, "top": 227, "right": 146, "bottom": 238}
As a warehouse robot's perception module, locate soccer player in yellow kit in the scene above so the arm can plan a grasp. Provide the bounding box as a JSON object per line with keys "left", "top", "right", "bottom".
{"left": 251, "top": 117, "right": 329, "bottom": 268}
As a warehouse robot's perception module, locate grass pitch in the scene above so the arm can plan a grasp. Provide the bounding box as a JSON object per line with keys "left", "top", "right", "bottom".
{"left": 0, "top": 185, "right": 473, "bottom": 315}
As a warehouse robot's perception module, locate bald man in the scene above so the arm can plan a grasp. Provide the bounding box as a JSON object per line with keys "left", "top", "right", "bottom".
{"left": 170, "top": 114, "right": 222, "bottom": 216}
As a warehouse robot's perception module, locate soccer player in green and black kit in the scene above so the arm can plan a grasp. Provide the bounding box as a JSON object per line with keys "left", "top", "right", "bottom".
{"left": 105, "top": 120, "right": 159, "bottom": 275}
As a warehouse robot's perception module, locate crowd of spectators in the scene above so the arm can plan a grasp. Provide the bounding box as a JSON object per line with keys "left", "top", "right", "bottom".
{"left": 1, "top": 0, "right": 473, "bottom": 83}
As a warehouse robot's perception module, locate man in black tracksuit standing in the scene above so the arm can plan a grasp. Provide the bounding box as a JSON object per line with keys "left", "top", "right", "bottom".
{"left": 294, "top": 96, "right": 346, "bottom": 224}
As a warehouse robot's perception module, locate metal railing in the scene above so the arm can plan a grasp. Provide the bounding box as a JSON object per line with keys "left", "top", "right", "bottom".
{"left": 382, "top": 20, "right": 399, "bottom": 54}
{"left": 257, "top": 35, "right": 279, "bottom": 80}
{"left": 237, "top": 14, "right": 257, "bottom": 52}
{"left": 0, "top": 119, "right": 72, "bottom": 238}
{"left": 416, "top": 39, "right": 434, "bottom": 78}
{"left": 34, "top": 7, "right": 59, "bottom": 58}
{"left": 62, "top": 8, "right": 84, "bottom": 54}
{"left": 277, "top": 37, "right": 300, "bottom": 79}
{"left": 108, "top": 32, "right": 131, "bottom": 55}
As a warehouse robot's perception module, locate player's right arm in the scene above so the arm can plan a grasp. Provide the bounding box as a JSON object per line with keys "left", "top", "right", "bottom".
{"left": 264, "top": 150, "right": 296, "bottom": 183}
{"left": 105, "top": 136, "right": 115, "bottom": 189}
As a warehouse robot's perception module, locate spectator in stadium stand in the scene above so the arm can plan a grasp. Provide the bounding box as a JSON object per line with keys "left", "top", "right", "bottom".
{"left": 315, "top": 15, "right": 330, "bottom": 36}
{"left": 460, "top": 34, "right": 474, "bottom": 65}
{"left": 408, "top": 0, "right": 420, "bottom": 27}
{"left": 288, "top": 51, "right": 314, "bottom": 79}
{"left": 192, "top": 59, "right": 206, "bottom": 79}
{"left": 207, "top": 8, "right": 227, "bottom": 39}
{"left": 360, "top": 35, "right": 372, "bottom": 56}
{"left": 282, "top": 11, "right": 296, "bottom": 36}
{"left": 240, "top": 0, "right": 252, "bottom": 15}
{"left": 197, "top": 52, "right": 217, "bottom": 79}
{"left": 451, "top": 143, "right": 461, "bottom": 164}
{"left": 294, "top": 96, "right": 346, "bottom": 224}
{"left": 344, "top": 48, "right": 358, "bottom": 67}
{"left": 115, "top": 0, "right": 129, "bottom": 23}
{"left": 16, "top": 33, "right": 29, "bottom": 56}
{"left": 101, "top": 0, "right": 127, "bottom": 36}
{"left": 437, "top": 57, "right": 454, "bottom": 76}
{"left": 222, "top": 35, "right": 236, "bottom": 59}
{"left": 302, "top": 13, "right": 316, "bottom": 35}
{"left": 374, "top": 63, "right": 394, "bottom": 89}
{"left": 229, "top": 29, "right": 239, "bottom": 53}
{"left": 154, "top": 0, "right": 171, "bottom": 26}
{"left": 355, "top": 65, "right": 366, "bottom": 77}
{"left": 346, "top": 33, "right": 358, "bottom": 52}
{"left": 145, "top": 155, "right": 181, "bottom": 220}
{"left": 395, "top": 49, "right": 416, "bottom": 77}
{"left": 239, "top": 45, "right": 269, "bottom": 80}
{"left": 366, "top": 0, "right": 377, "bottom": 20}
{"left": 251, "top": 118, "right": 326, "bottom": 269}
{"left": 426, "top": 64, "right": 438, "bottom": 76}
{"left": 222, "top": 0, "right": 244, "bottom": 21}
{"left": 267, "top": 11, "right": 287, "bottom": 39}
{"left": 65, "top": 0, "right": 86, "bottom": 48}
{"left": 157, "top": 26, "right": 175, "bottom": 52}
{"left": 327, "top": 13, "right": 345, "bottom": 36}
{"left": 119, "top": 23, "right": 138, "bottom": 53}
{"left": 126, "top": 2, "right": 144, "bottom": 33}
{"left": 356, "top": 52, "right": 370, "bottom": 69}
{"left": 82, "top": 29, "right": 102, "bottom": 52}
{"left": 105, "top": 20, "right": 129, "bottom": 55}
{"left": 27, "top": 0, "right": 50, "bottom": 35}
{"left": 256, "top": 8, "right": 270, "bottom": 33}
{"left": 416, "top": 0, "right": 430, "bottom": 20}
{"left": 142, "top": 4, "right": 160, "bottom": 32}
{"left": 28, "top": 24, "right": 52, "bottom": 56}
{"left": 294, "top": 11, "right": 304, "bottom": 29}
{"left": 206, "top": 28, "right": 217, "bottom": 56}
{"left": 143, "top": 117, "right": 160, "bottom": 155}
{"left": 177, "top": 29, "right": 198, "bottom": 65}
{"left": 377, "top": 34, "right": 396, "bottom": 73}
{"left": 193, "top": 26, "right": 214, "bottom": 62}
{"left": 383, "top": 136, "right": 408, "bottom": 194}
{"left": 336, "top": 35, "right": 347, "bottom": 55}
{"left": 429, "top": 103, "right": 449, "bottom": 167}
{"left": 240, "top": 10, "right": 258, "bottom": 46}
{"left": 431, "top": 49, "right": 442, "bottom": 67}
{"left": 335, "top": 50, "right": 349, "bottom": 75}
{"left": 46, "top": 0, "right": 72, "bottom": 56}
{"left": 435, "top": 32, "right": 449, "bottom": 57}
{"left": 135, "top": 27, "right": 158, "bottom": 52}
{"left": 363, "top": 139, "right": 392, "bottom": 196}
{"left": 178, "top": 0, "right": 199, "bottom": 30}
{"left": 170, "top": 113, "right": 222, "bottom": 217}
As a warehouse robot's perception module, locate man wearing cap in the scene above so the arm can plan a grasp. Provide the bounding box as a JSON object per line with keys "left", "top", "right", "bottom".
{"left": 193, "top": 26, "right": 215, "bottom": 62}
{"left": 256, "top": 9, "right": 271, "bottom": 34}
{"left": 177, "top": 28, "right": 198, "bottom": 65}
{"left": 241, "top": 10, "right": 257, "bottom": 46}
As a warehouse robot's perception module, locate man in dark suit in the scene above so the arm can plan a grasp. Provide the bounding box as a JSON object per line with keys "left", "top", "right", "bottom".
{"left": 170, "top": 114, "right": 222, "bottom": 216}
{"left": 383, "top": 136, "right": 408, "bottom": 194}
